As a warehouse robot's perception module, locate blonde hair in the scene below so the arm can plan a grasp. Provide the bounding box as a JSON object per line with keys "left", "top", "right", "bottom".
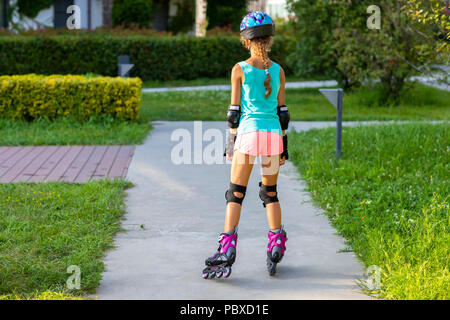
{"left": 241, "top": 36, "right": 274, "bottom": 99}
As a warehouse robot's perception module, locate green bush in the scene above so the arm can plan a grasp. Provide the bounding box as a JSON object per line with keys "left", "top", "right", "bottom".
{"left": 0, "top": 35, "right": 294, "bottom": 81}
{"left": 0, "top": 74, "right": 142, "bottom": 121}
{"left": 206, "top": 0, "right": 248, "bottom": 32}
{"left": 285, "top": 0, "right": 339, "bottom": 79}
{"left": 168, "top": 0, "right": 195, "bottom": 34}
{"left": 112, "top": 0, "right": 155, "bottom": 28}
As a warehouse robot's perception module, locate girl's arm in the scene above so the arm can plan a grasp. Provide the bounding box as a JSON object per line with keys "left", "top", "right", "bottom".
{"left": 277, "top": 66, "right": 286, "bottom": 136}
{"left": 230, "top": 64, "right": 243, "bottom": 134}
{"left": 278, "top": 66, "right": 287, "bottom": 165}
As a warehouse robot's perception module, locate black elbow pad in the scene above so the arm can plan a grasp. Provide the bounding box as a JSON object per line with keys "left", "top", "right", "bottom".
{"left": 227, "top": 105, "right": 241, "bottom": 128}
{"left": 277, "top": 105, "right": 290, "bottom": 130}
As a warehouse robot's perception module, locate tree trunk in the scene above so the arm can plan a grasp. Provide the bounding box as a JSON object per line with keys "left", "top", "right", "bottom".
{"left": 102, "top": 0, "right": 113, "bottom": 28}
{"left": 195, "top": 0, "right": 207, "bottom": 36}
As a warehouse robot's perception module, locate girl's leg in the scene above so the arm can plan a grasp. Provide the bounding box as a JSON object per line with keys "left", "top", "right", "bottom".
{"left": 224, "top": 150, "right": 254, "bottom": 232}
{"left": 261, "top": 155, "right": 281, "bottom": 230}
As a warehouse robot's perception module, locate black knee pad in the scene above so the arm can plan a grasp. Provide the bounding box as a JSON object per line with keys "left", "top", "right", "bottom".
{"left": 225, "top": 183, "right": 247, "bottom": 205}
{"left": 259, "top": 182, "right": 279, "bottom": 207}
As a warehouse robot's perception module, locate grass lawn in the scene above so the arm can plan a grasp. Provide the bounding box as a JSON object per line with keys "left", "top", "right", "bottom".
{"left": 142, "top": 84, "right": 450, "bottom": 121}
{"left": 289, "top": 123, "right": 449, "bottom": 299}
{"left": 0, "top": 115, "right": 152, "bottom": 146}
{"left": 141, "top": 75, "right": 330, "bottom": 88}
{"left": 0, "top": 179, "right": 131, "bottom": 299}
{"left": 0, "top": 83, "right": 447, "bottom": 146}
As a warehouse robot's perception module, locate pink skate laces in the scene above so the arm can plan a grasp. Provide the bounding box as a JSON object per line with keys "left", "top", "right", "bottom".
{"left": 219, "top": 232, "right": 237, "bottom": 254}
{"left": 267, "top": 229, "right": 287, "bottom": 255}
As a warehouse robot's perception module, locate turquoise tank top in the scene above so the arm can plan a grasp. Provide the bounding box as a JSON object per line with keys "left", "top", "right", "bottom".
{"left": 237, "top": 61, "right": 282, "bottom": 136}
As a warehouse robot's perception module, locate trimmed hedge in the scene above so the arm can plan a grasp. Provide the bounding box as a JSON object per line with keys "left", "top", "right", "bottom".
{"left": 0, "top": 75, "right": 142, "bottom": 121}
{"left": 0, "top": 35, "right": 295, "bottom": 81}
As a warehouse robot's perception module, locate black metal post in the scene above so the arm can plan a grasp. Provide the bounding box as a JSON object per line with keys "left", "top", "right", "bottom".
{"left": 319, "top": 88, "right": 344, "bottom": 160}
{"left": 336, "top": 89, "right": 343, "bottom": 159}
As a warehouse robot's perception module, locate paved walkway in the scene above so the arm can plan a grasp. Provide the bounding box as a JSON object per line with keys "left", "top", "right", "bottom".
{"left": 142, "top": 74, "right": 450, "bottom": 93}
{"left": 142, "top": 80, "right": 339, "bottom": 93}
{"left": 94, "top": 121, "right": 373, "bottom": 300}
{"left": 0, "top": 145, "right": 135, "bottom": 183}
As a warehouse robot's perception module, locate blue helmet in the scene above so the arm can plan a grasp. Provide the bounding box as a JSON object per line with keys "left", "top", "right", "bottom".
{"left": 240, "top": 11, "right": 275, "bottom": 40}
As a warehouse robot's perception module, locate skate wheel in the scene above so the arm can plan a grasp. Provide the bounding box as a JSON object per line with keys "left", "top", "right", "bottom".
{"left": 223, "top": 266, "right": 232, "bottom": 278}
{"left": 215, "top": 270, "right": 223, "bottom": 278}
{"left": 267, "top": 258, "right": 277, "bottom": 276}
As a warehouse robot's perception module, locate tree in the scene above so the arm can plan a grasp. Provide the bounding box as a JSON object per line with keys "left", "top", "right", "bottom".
{"left": 206, "top": 0, "right": 248, "bottom": 32}
{"left": 169, "top": 0, "right": 195, "bottom": 34}
{"left": 285, "top": 0, "right": 341, "bottom": 80}
{"left": 403, "top": 0, "right": 449, "bottom": 80}
{"left": 102, "top": 0, "right": 113, "bottom": 27}
{"left": 287, "top": 0, "right": 449, "bottom": 101}
{"left": 112, "top": 0, "right": 155, "bottom": 28}
{"left": 195, "top": 0, "right": 207, "bottom": 36}
{"left": 333, "top": 1, "right": 449, "bottom": 100}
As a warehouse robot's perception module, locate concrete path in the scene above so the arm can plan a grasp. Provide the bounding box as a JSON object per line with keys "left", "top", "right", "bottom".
{"left": 142, "top": 80, "right": 338, "bottom": 93}
{"left": 94, "top": 121, "right": 374, "bottom": 300}
{"left": 141, "top": 73, "right": 450, "bottom": 93}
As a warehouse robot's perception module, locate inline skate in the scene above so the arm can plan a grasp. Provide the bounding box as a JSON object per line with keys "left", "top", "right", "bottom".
{"left": 202, "top": 227, "right": 238, "bottom": 279}
{"left": 266, "top": 226, "right": 287, "bottom": 276}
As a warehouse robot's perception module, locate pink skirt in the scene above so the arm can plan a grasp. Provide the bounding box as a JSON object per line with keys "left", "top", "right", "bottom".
{"left": 234, "top": 131, "right": 283, "bottom": 156}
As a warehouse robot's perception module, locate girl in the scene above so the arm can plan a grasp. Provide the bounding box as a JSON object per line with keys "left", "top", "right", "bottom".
{"left": 202, "top": 11, "right": 289, "bottom": 279}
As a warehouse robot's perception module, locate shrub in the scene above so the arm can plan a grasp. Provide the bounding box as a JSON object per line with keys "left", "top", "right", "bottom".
{"left": 286, "top": 0, "right": 449, "bottom": 99}
{"left": 0, "top": 35, "right": 294, "bottom": 81}
{"left": 168, "top": 0, "right": 195, "bottom": 34}
{"left": 285, "top": 0, "right": 340, "bottom": 79}
{"left": 0, "top": 74, "right": 142, "bottom": 121}
{"left": 206, "top": 0, "right": 248, "bottom": 32}
{"left": 112, "top": 0, "right": 155, "bottom": 28}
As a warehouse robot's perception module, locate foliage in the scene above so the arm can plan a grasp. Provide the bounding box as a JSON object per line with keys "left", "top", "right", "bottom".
{"left": 0, "top": 74, "right": 142, "bottom": 121}
{"left": 403, "top": 0, "right": 450, "bottom": 79}
{"left": 1, "top": 291, "right": 83, "bottom": 300}
{"left": 0, "top": 35, "right": 294, "bottom": 81}
{"left": 140, "top": 84, "right": 450, "bottom": 121}
{"left": 285, "top": 0, "right": 340, "bottom": 79}
{"left": 206, "top": 0, "right": 248, "bottom": 32}
{"left": 112, "top": 0, "right": 155, "bottom": 28}
{"left": 16, "top": 0, "right": 53, "bottom": 19}
{"left": 168, "top": 0, "right": 195, "bottom": 34}
{"left": 286, "top": 0, "right": 449, "bottom": 100}
{"left": 0, "top": 25, "right": 172, "bottom": 36}
{"left": 332, "top": 1, "right": 447, "bottom": 99}
{"left": 289, "top": 123, "right": 449, "bottom": 299}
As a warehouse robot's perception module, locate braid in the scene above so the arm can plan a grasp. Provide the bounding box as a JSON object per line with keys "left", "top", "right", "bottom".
{"left": 251, "top": 37, "right": 273, "bottom": 99}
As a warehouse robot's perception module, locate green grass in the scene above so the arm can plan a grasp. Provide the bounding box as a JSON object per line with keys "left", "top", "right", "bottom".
{"left": 0, "top": 179, "right": 131, "bottom": 299}
{"left": 0, "top": 83, "right": 447, "bottom": 146}
{"left": 0, "top": 115, "right": 152, "bottom": 146}
{"left": 289, "top": 123, "right": 449, "bottom": 299}
{"left": 142, "top": 75, "right": 329, "bottom": 88}
{"left": 142, "top": 84, "right": 450, "bottom": 121}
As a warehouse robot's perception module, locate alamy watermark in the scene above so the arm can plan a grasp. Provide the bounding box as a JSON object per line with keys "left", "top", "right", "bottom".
{"left": 66, "top": 265, "right": 81, "bottom": 290}
{"left": 367, "top": 5, "right": 381, "bottom": 30}
{"left": 170, "top": 121, "right": 282, "bottom": 174}
{"left": 66, "top": 5, "right": 81, "bottom": 30}
{"left": 363, "top": 265, "right": 381, "bottom": 290}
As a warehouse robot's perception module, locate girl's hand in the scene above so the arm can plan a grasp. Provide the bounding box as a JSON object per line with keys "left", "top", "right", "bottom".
{"left": 280, "top": 156, "right": 286, "bottom": 166}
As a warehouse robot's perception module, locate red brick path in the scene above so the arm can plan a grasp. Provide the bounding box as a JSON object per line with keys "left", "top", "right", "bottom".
{"left": 0, "top": 146, "right": 135, "bottom": 183}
